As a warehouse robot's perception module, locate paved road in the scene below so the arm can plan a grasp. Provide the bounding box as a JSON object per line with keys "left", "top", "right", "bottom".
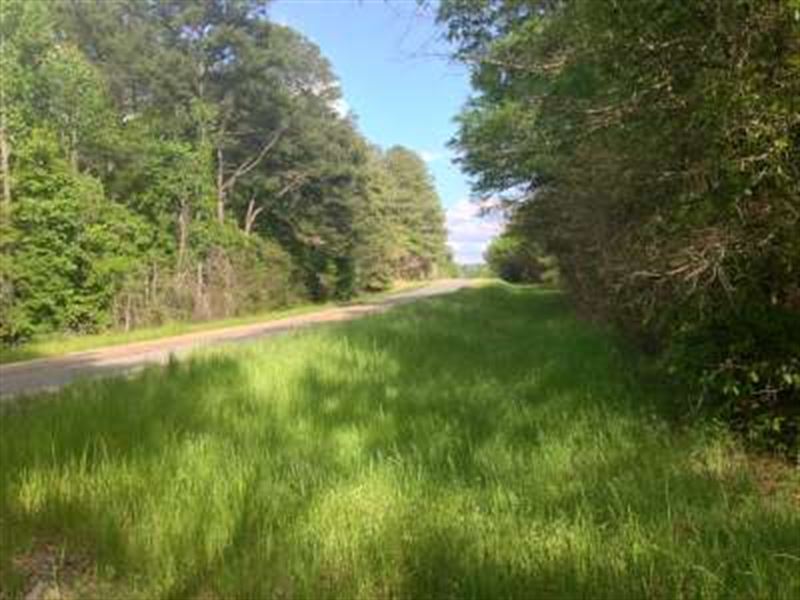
{"left": 0, "top": 279, "right": 472, "bottom": 399}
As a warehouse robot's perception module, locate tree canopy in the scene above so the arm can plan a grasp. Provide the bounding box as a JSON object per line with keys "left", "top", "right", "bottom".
{"left": 438, "top": 0, "right": 800, "bottom": 452}
{"left": 0, "top": 0, "right": 453, "bottom": 342}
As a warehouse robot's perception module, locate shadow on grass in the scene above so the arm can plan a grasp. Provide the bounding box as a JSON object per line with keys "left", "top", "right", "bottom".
{"left": 282, "top": 286, "right": 800, "bottom": 598}
{"left": 1, "top": 286, "right": 798, "bottom": 599}
{"left": 291, "top": 286, "right": 620, "bottom": 469}
{"left": 0, "top": 356, "right": 254, "bottom": 586}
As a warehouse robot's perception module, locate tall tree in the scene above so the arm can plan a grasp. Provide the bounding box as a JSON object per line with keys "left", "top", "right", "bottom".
{"left": 384, "top": 146, "right": 449, "bottom": 278}
{"left": 1, "top": 0, "right": 454, "bottom": 345}
{"left": 0, "top": 0, "right": 53, "bottom": 209}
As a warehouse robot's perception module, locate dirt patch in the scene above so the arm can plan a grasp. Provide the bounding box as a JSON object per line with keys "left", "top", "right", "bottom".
{"left": 748, "top": 454, "right": 800, "bottom": 507}
{"left": 7, "top": 542, "right": 95, "bottom": 600}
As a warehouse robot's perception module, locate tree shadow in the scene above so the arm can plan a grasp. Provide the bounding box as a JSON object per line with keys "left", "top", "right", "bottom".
{"left": 2, "top": 286, "right": 798, "bottom": 598}
{"left": 0, "top": 354, "right": 259, "bottom": 590}
{"left": 288, "top": 286, "right": 629, "bottom": 473}
{"left": 279, "top": 286, "right": 800, "bottom": 598}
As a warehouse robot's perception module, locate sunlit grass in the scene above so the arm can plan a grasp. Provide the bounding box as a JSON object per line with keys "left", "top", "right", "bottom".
{"left": 1, "top": 285, "right": 798, "bottom": 599}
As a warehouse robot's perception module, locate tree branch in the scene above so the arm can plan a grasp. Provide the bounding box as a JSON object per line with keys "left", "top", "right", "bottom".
{"left": 221, "top": 127, "right": 287, "bottom": 193}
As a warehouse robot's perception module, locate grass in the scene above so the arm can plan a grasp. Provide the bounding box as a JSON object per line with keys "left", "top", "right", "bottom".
{"left": 0, "top": 285, "right": 798, "bottom": 599}
{"left": 0, "top": 280, "right": 429, "bottom": 365}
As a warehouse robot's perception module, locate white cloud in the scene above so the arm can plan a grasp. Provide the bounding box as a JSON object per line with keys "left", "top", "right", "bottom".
{"left": 271, "top": 13, "right": 291, "bottom": 27}
{"left": 445, "top": 199, "right": 504, "bottom": 264}
{"left": 331, "top": 97, "right": 350, "bottom": 118}
{"left": 419, "top": 149, "right": 445, "bottom": 163}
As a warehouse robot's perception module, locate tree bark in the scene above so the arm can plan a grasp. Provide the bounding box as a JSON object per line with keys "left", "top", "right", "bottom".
{"left": 243, "top": 196, "right": 264, "bottom": 235}
{"left": 0, "top": 96, "right": 10, "bottom": 209}
{"left": 70, "top": 127, "right": 79, "bottom": 172}
{"left": 177, "top": 200, "right": 190, "bottom": 267}
{"left": 242, "top": 174, "right": 305, "bottom": 235}
{"left": 215, "top": 128, "right": 285, "bottom": 225}
{"left": 151, "top": 263, "right": 159, "bottom": 310}
{"left": 194, "top": 260, "right": 209, "bottom": 319}
{"left": 216, "top": 146, "right": 225, "bottom": 223}
{"left": 124, "top": 294, "right": 132, "bottom": 332}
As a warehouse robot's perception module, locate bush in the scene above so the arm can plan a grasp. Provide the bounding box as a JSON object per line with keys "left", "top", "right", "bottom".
{"left": 2, "top": 130, "right": 150, "bottom": 341}
{"left": 668, "top": 309, "right": 800, "bottom": 455}
{"left": 110, "top": 225, "right": 302, "bottom": 331}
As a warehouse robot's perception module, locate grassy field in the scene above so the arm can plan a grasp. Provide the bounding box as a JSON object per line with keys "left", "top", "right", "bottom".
{"left": 0, "top": 281, "right": 428, "bottom": 365}
{"left": 1, "top": 285, "right": 798, "bottom": 599}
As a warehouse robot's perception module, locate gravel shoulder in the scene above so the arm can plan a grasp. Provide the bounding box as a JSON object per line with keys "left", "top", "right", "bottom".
{"left": 0, "top": 279, "right": 472, "bottom": 399}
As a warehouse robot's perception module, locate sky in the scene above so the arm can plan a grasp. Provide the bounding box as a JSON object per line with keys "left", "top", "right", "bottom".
{"left": 269, "top": 0, "right": 502, "bottom": 263}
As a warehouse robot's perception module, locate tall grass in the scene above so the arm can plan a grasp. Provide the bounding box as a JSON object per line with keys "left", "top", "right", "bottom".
{"left": 1, "top": 285, "right": 798, "bottom": 599}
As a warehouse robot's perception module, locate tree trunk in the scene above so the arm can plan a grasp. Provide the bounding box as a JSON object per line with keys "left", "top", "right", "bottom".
{"left": 217, "top": 129, "right": 285, "bottom": 227}
{"left": 194, "top": 260, "right": 209, "bottom": 319}
{"left": 152, "top": 263, "right": 159, "bottom": 296}
{"left": 124, "top": 294, "right": 132, "bottom": 332}
{"left": 69, "top": 127, "right": 79, "bottom": 172}
{"left": 177, "top": 200, "right": 189, "bottom": 267}
{"left": 242, "top": 176, "right": 304, "bottom": 236}
{"left": 243, "top": 197, "right": 264, "bottom": 235}
{"left": 0, "top": 98, "right": 10, "bottom": 209}
{"left": 216, "top": 146, "right": 225, "bottom": 223}
{"left": 144, "top": 269, "right": 151, "bottom": 307}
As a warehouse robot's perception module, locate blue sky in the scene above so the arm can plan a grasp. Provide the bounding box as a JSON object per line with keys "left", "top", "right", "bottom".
{"left": 269, "top": 0, "right": 501, "bottom": 263}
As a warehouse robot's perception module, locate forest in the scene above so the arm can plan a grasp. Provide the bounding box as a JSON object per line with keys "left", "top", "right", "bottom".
{"left": 439, "top": 0, "right": 800, "bottom": 453}
{"left": 0, "top": 0, "right": 452, "bottom": 345}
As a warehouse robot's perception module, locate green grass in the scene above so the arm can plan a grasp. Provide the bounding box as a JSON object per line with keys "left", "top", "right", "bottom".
{"left": 1, "top": 285, "right": 798, "bottom": 599}
{"left": 0, "top": 281, "right": 429, "bottom": 365}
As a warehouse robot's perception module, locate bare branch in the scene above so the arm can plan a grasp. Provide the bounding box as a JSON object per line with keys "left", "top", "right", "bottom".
{"left": 221, "top": 127, "right": 287, "bottom": 193}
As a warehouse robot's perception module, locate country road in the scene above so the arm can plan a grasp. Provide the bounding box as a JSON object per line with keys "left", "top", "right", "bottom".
{"left": 0, "top": 279, "right": 473, "bottom": 399}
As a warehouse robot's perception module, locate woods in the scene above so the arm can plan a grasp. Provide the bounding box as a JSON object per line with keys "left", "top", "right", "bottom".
{"left": 0, "top": 0, "right": 452, "bottom": 344}
{"left": 438, "top": 0, "right": 800, "bottom": 452}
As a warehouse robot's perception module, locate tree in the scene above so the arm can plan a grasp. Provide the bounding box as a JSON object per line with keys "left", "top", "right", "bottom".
{"left": 484, "top": 233, "right": 549, "bottom": 284}
{"left": 438, "top": 0, "right": 800, "bottom": 451}
{"left": 383, "top": 146, "right": 449, "bottom": 279}
{"left": 0, "top": 0, "right": 54, "bottom": 209}
{"left": 5, "top": 129, "right": 148, "bottom": 337}
{"left": 39, "top": 44, "right": 116, "bottom": 173}
{"left": 1, "top": 0, "right": 453, "bottom": 347}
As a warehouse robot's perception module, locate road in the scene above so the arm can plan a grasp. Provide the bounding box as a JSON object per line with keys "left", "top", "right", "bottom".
{"left": 0, "top": 279, "right": 472, "bottom": 399}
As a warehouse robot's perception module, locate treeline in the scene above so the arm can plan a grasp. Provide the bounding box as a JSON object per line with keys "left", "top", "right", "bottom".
{"left": 484, "top": 233, "right": 558, "bottom": 286}
{"left": 438, "top": 0, "right": 800, "bottom": 452}
{"left": 0, "top": 0, "right": 451, "bottom": 343}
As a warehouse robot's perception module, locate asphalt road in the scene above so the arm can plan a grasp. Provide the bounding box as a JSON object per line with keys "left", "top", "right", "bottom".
{"left": 0, "top": 279, "right": 472, "bottom": 399}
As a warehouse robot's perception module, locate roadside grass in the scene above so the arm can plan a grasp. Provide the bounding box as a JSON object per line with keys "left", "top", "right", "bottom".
{"left": 0, "top": 280, "right": 429, "bottom": 365}
{"left": 1, "top": 285, "right": 798, "bottom": 599}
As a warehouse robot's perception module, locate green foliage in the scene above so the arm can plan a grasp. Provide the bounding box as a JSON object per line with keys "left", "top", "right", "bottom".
{"left": 350, "top": 149, "right": 399, "bottom": 291}
{"left": 668, "top": 308, "right": 800, "bottom": 455}
{"left": 458, "top": 263, "right": 491, "bottom": 278}
{"left": 439, "top": 0, "right": 800, "bottom": 452}
{"left": 0, "top": 0, "right": 450, "bottom": 345}
{"left": 484, "top": 232, "right": 555, "bottom": 284}
{"left": 3, "top": 130, "right": 148, "bottom": 338}
{"left": 1, "top": 286, "right": 798, "bottom": 598}
{"left": 383, "top": 147, "right": 450, "bottom": 279}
